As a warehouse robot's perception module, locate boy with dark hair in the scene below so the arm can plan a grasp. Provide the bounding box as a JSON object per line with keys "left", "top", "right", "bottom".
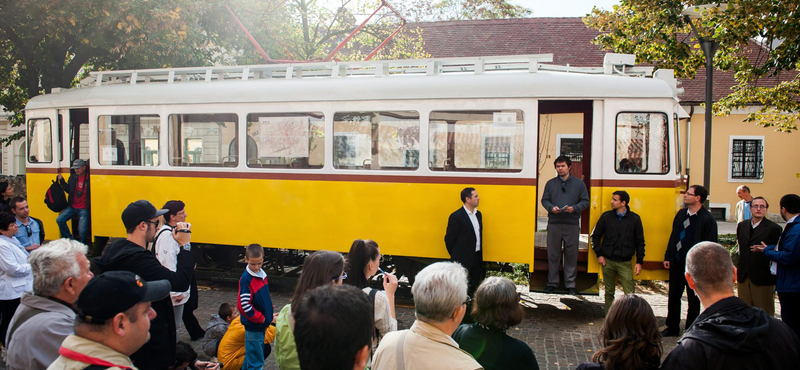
{"left": 237, "top": 244, "right": 273, "bottom": 370}
{"left": 201, "top": 302, "right": 239, "bottom": 357}
{"left": 294, "top": 284, "right": 373, "bottom": 370}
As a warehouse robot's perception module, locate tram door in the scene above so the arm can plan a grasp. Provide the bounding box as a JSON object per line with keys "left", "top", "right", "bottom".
{"left": 532, "top": 101, "right": 598, "bottom": 293}
{"left": 60, "top": 109, "right": 97, "bottom": 248}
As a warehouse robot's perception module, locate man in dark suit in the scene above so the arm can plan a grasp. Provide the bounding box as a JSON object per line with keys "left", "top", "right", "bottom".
{"left": 736, "top": 196, "right": 782, "bottom": 316}
{"left": 445, "top": 187, "right": 484, "bottom": 296}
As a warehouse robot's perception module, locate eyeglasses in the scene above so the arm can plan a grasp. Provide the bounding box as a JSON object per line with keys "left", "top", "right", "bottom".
{"left": 463, "top": 296, "right": 472, "bottom": 306}
{"left": 685, "top": 192, "right": 696, "bottom": 197}
{"left": 24, "top": 224, "right": 32, "bottom": 237}
{"left": 752, "top": 205, "right": 768, "bottom": 209}
{"left": 144, "top": 220, "right": 159, "bottom": 227}
{"left": 333, "top": 271, "right": 348, "bottom": 281}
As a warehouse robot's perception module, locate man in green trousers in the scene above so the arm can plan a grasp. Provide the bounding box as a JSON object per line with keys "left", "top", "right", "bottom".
{"left": 590, "top": 190, "right": 646, "bottom": 313}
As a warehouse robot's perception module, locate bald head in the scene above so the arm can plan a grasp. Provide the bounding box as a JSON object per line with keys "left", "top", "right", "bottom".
{"left": 686, "top": 242, "right": 735, "bottom": 296}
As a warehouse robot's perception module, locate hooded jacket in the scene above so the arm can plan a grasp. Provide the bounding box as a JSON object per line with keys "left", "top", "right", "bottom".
{"left": 660, "top": 296, "right": 800, "bottom": 370}
{"left": 200, "top": 314, "right": 230, "bottom": 357}
{"left": 95, "top": 238, "right": 195, "bottom": 370}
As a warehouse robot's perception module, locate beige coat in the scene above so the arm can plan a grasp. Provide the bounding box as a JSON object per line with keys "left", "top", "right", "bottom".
{"left": 372, "top": 320, "right": 482, "bottom": 370}
{"left": 47, "top": 335, "right": 137, "bottom": 370}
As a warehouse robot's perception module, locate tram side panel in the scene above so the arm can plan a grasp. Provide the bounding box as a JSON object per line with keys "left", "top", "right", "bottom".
{"left": 88, "top": 173, "right": 536, "bottom": 266}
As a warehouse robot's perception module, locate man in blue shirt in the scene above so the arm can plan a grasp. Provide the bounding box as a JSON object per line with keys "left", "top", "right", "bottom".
{"left": 10, "top": 197, "right": 45, "bottom": 254}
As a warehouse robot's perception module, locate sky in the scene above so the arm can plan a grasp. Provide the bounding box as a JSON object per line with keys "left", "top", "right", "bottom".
{"left": 510, "top": 0, "right": 620, "bottom": 17}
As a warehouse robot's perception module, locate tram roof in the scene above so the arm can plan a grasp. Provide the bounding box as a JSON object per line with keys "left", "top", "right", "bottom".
{"left": 27, "top": 68, "right": 675, "bottom": 111}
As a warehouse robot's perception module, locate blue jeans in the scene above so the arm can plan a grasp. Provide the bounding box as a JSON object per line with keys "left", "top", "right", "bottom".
{"left": 243, "top": 329, "right": 266, "bottom": 370}
{"left": 56, "top": 206, "right": 90, "bottom": 244}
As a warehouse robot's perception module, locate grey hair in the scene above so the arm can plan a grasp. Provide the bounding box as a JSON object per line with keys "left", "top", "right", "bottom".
{"left": 686, "top": 242, "right": 734, "bottom": 296}
{"left": 28, "top": 239, "right": 88, "bottom": 297}
{"left": 411, "top": 262, "right": 468, "bottom": 323}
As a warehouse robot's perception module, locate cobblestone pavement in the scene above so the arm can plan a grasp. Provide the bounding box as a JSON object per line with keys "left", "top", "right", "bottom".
{"left": 177, "top": 281, "right": 783, "bottom": 370}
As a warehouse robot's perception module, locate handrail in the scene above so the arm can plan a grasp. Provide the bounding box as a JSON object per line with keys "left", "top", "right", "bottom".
{"left": 81, "top": 53, "right": 661, "bottom": 88}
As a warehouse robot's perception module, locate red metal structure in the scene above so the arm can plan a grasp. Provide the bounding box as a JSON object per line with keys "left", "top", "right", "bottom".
{"left": 225, "top": 0, "right": 406, "bottom": 64}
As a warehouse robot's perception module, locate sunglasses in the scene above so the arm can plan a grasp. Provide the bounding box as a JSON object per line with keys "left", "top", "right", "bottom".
{"left": 24, "top": 224, "right": 32, "bottom": 237}
{"left": 561, "top": 182, "right": 566, "bottom": 193}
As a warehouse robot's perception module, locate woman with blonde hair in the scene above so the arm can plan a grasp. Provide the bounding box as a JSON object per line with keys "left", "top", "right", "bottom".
{"left": 576, "top": 294, "right": 662, "bottom": 370}
{"left": 453, "top": 276, "right": 539, "bottom": 370}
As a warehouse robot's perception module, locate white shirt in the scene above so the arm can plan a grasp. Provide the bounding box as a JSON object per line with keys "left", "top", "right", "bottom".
{"left": 154, "top": 225, "right": 190, "bottom": 306}
{"left": 751, "top": 218, "right": 762, "bottom": 229}
{"left": 464, "top": 205, "right": 481, "bottom": 252}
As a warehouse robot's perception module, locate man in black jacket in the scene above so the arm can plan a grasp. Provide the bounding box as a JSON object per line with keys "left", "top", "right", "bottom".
{"left": 736, "top": 196, "right": 782, "bottom": 316}
{"left": 662, "top": 185, "right": 718, "bottom": 336}
{"left": 97, "top": 199, "right": 196, "bottom": 370}
{"left": 445, "top": 187, "right": 484, "bottom": 296}
{"left": 660, "top": 242, "right": 799, "bottom": 370}
{"left": 590, "top": 190, "right": 645, "bottom": 314}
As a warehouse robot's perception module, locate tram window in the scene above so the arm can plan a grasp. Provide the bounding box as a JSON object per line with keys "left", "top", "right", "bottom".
{"left": 245, "top": 113, "right": 324, "bottom": 169}
{"left": 27, "top": 118, "right": 53, "bottom": 163}
{"left": 98, "top": 115, "right": 160, "bottom": 166}
{"left": 168, "top": 114, "right": 238, "bottom": 167}
{"left": 429, "top": 110, "right": 523, "bottom": 172}
{"left": 333, "top": 111, "right": 420, "bottom": 171}
{"left": 615, "top": 112, "right": 669, "bottom": 174}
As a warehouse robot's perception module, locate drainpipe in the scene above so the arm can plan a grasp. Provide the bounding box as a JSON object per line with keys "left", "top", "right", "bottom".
{"left": 685, "top": 105, "right": 694, "bottom": 186}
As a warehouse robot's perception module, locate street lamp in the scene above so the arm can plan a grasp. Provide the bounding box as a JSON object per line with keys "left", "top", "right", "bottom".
{"left": 682, "top": 3, "right": 725, "bottom": 206}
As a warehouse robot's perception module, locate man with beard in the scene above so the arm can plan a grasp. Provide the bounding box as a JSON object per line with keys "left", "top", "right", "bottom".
{"left": 97, "top": 200, "right": 196, "bottom": 370}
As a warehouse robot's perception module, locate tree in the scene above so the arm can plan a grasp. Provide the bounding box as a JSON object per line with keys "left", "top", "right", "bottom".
{"left": 0, "top": 0, "right": 232, "bottom": 143}
{"left": 397, "top": 0, "right": 531, "bottom": 22}
{"left": 584, "top": 0, "right": 800, "bottom": 132}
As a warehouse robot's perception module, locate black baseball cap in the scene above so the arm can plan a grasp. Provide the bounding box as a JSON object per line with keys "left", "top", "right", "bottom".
{"left": 121, "top": 200, "right": 168, "bottom": 230}
{"left": 77, "top": 271, "right": 170, "bottom": 324}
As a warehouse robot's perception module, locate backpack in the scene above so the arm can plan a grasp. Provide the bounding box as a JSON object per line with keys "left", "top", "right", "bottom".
{"left": 44, "top": 176, "right": 69, "bottom": 212}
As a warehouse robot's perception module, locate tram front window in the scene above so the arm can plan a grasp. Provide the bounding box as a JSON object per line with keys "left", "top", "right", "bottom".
{"left": 429, "top": 110, "right": 524, "bottom": 172}
{"left": 27, "top": 118, "right": 53, "bottom": 163}
{"left": 168, "top": 113, "right": 238, "bottom": 167}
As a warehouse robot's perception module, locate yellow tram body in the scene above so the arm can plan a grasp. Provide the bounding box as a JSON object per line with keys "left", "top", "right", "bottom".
{"left": 24, "top": 56, "right": 684, "bottom": 289}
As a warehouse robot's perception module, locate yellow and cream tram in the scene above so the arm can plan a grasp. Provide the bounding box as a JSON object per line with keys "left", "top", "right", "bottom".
{"left": 24, "top": 54, "right": 686, "bottom": 291}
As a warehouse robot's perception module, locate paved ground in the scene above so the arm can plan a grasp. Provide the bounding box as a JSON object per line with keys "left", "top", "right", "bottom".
{"left": 178, "top": 280, "right": 783, "bottom": 370}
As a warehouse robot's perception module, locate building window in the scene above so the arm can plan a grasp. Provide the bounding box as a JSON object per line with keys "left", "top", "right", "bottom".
{"left": 730, "top": 138, "right": 764, "bottom": 180}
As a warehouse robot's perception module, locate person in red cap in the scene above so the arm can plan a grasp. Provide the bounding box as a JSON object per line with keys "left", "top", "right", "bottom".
{"left": 96, "top": 200, "right": 196, "bottom": 370}
{"left": 47, "top": 270, "right": 170, "bottom": 370}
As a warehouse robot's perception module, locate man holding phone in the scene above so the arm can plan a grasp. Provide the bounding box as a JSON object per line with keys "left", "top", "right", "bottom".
{"left": 96, "top": 199, "right": 197, "bottom": 370}
{"left": 541, "top": 155, "right": 589, "bottom": 295}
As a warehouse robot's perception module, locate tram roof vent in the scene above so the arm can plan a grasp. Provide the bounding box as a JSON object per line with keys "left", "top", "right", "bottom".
{"left": 82, "top": 54, "right": 656, "bottom": 87}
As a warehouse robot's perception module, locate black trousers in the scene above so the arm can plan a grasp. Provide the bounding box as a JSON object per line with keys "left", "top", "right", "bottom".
{"left": 182, "top": 275, "right": 206, "bottom": 340}
{"left": 778, "top": 291, "right": 800, "bottom": 339}
{"left": 0, "top": 298, "right": 21, "bottom": 346}
{"left": 666, "top": 262, "right": 700, "bottom": 332}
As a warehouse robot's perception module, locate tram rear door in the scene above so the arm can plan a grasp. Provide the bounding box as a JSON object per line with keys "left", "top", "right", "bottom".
{"left": 532, "top": 101, "right": 599, "bottom": 294}
{"left": 58, "top": 109, "right": 99, "bottom": 250}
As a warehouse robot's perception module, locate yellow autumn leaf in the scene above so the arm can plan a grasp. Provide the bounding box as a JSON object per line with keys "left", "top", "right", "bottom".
{"left": 82, "top": 39, "right": 90, "bottom": 44}
{"left": 68, "top": 18, "right": 76, "bottom": 26}
{"left": 117, "top": 22, "right": 123, "bottom": 30}
{"left": 175, "top": 7, "right": 181, "bottom": 12}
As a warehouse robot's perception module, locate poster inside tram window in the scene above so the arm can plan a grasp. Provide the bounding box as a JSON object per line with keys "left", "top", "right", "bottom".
{"left": 256, "top": 117, "right": 310, "bottom": 157}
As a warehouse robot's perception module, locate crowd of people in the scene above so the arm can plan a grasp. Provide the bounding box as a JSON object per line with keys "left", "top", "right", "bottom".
{"left": 0, "top": 155, "right": 799, "bottom": 370}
